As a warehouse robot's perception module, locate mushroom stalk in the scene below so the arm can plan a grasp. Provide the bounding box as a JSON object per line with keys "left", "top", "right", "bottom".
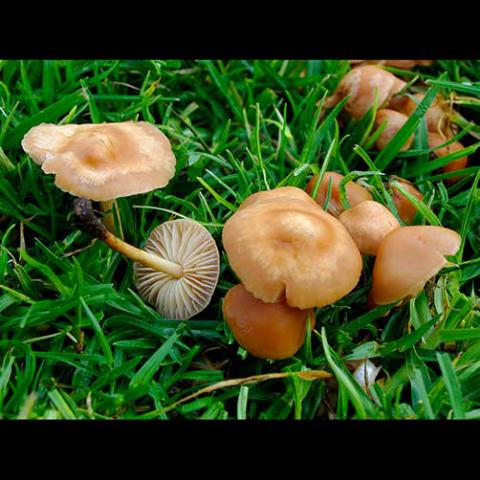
{"left": 73, "top": 198, "right": 183, "bottom": 278}
{"left": 100, "top": 199, "right": 124, "bottom": 238}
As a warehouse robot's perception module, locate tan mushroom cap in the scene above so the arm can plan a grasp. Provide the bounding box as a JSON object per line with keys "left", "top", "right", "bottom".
{"left": 134, "top": 219, "right": 220, "bottom": 320}
{"left": 306, "top": 171, "right": 373, "bottom": 217}
{"left": 339, "top": 201, "right": 400, "bottom": 256}
{"left": 222, "top": 188, "right": 363, "bottom": 309}
{"left": 374, "top": 109, "right": 414, "bottom": 151}
{"left": 223, "top": 284, "right": 315, "bottom": 360}
{"left": 238, "top": 186, "right": 313, "bottom": 211}
{"left": 21, "top": 121, "right": 176, "bottom": 201}
{"left": 371, "top": 226, "right": 461, "bottom": 305}
{"left": 390, "top": 177, "right": 423, "bottom": 224}
{"left": 428, "top": 132, "right": 469, "bottom": 182}
{"left": 327, "top": 65, "right": 406, "bottom": 119}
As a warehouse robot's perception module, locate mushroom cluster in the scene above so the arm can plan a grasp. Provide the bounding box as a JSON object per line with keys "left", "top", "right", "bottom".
{"left": 327, "top": 63, "right": 470, "bottom": 182}
{"left": 222, "top": 186, "right": 362, "bottom": 359}
{"left": 22, "top": 121, "right": 220, "bottom": 320}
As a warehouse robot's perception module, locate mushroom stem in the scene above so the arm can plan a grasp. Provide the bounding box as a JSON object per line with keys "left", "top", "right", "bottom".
{"left": 73, "top": 198, "right": 183, "bottom": 279}
{"left": 100, "top": 199, "right": 124, "bottom": 238}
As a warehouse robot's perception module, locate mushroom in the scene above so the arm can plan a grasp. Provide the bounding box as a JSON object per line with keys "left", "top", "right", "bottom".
{"left": 223, "top": 284, "right": 315, "bottom": 360}
{"left": 305, "top": 171, "right": 373, "bottom": 217}
{"left": 390, "top": 177, "right": 423, "bottom": 224}
{"left": 350, "top": 60, "right": 433, "bottom": 70}
{"left": 374, "top": 109, "right": 414, "bottom": 151}
{"left": 222, "top": 187, "right": 363, "bottom": 309}
{"left": 22, "top": 121, "right": 176, "bottom": 233}
{"left": 74, "top": 198, "right": 219, "bottom": 320}
{"left": 428, "top": 132, "right": 469, "bottom": 183}
{"left": 370, "top": 226, "right": 461, "bottom": 305}
{"left": 326, "top": 65, "right": 406, "bottom": 119}
{"left": 338, "top": 200, "right": 400, "bottom": 255}
{"left": 353, "top": 359, "right": 382, "bottom": 392}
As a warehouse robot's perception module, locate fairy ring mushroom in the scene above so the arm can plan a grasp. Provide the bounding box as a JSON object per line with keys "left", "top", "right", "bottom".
{"left": 338, "top": 200, "right": 400, "bottom": 256}
{"left": 428, "top": 132, "right": 469, "bottom": 183}
{"left": 22, "top": 121, "right": 176, "bottom": 234}
{"left": 390, "top": 176, "right": 424, "bottom": 224}
{"left": 74, "top": 198, "right": 219, "bottom": 320}
{"left": 223, "top": 283, "right": 315, "bottom": 360}
{"left": 222, "top": 187, "right": 363, "bottom": 310}
{"left": 370, "top": 226, "right": 461, "bottom": 305}
{"left": 374, "top": 109, "right": 414, "bottom": 151}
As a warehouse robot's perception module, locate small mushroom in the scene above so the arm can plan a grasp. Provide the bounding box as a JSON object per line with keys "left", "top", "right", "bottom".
{"left": 222, "top": 187, "right": 363, "bottom": 309}
{"left": 390, "top": 177, "right": 423, "bottom": 224}
{"left": 22, "top": 121, "right": 176, "bottom": 233}
{"left": 428, "top": 132, "right": 469, "bottom": 183}
{"left": 370, "top": 226, "right": 461, "bottom": 305}
{"left": 326, "top": 65, "right": 406, "bottom": 119}
{"left": 74, "top": 198, "right": 219, "bottom": 320}
{"left": 338, "top": 200, "right": 400, "bottom": 255}
{"left": 223, "top": 284, "right": 315, "bottom": 360}
{"left": 306, "top": 171, "right": 373, "bottom": 217}
{"left": 374, "top": 109, "right": 414, "bottom": 151}
{"left": 350, "top": 60, "right": 433, "bottom": 70}
{"left": 353, "top": 359, "right": 381, "bottom": 392}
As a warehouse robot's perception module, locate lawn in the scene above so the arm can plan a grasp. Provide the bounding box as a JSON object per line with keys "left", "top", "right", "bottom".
{"left": 0, "top": 59, "right": 479, "bottom": 420}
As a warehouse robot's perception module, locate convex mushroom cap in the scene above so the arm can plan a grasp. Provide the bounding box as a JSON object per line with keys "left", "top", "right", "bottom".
{"left": 390, "top": 177, "right": 423, "bottom": 224}
{"left": 326, "top": 65, "right": 406, "bottom": 119}
{"left": 222, "top": 187, "right": 363, "bottom": 309}
{"left": 135, "top": 219, "right": 220, "bottom": 320}
{"left": 371, "top": 226, "right": 461, "bottom": 305}
{"left": 223, "top": 284, "right": 315, "bottom": 360}
{"left": 374, "top": 109, "right": 414, "bottom": 151}
{"left": 22, "top": 121, "right": 176, "bottom": 201}
{"left": 339, "top": 200, "right": 400, "bottom": 255}
{"left": 428, "top": 132, "right": 469, "bottom": 182}
{"left": 306, "top": 171, "right": 372, "bottom": 217}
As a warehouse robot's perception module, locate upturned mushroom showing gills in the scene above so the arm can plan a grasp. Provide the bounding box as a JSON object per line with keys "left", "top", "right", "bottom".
{"left": 223, "top": 284, "right": 315, "bottom": 360}
{"left": 305, "top": 171, "right": 372, "bottom": 217}
{"left": 370, "top": 226, "right": 461, "bottom": 305}
{"left": 22, "top": 121, "right": 176, "bottom": 233}
{"left": 325, "top": 65, "right": 406, "bottom": 119}
{"left": 390, "top": 177, "right": 423, "bottom": 224}
{"left": 74, "top": 198, "right": 219, "bottom": 320}
{"left": 222, "top": 187, "right": 362, "bottom": 310}
{"left": 338, "top": 200, "right": 400, "bottom": 256}
{"left": 374, "top": 109, "right": 414, "bottom": 151}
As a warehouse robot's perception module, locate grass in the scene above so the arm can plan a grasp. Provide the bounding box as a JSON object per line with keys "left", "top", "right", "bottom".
{"left": 0, "top": 59, "right": 479, "bottom": 420}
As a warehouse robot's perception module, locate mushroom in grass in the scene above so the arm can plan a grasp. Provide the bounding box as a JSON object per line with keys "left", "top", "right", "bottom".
{"left": 390, "top": 177, "right": 424, "bottom": 224}
{"left": 74, "top": 198, "right": 219, "bottom": 320}
{"left": 305, "top": 171, "right": 372, "bottom": 217}
{"left": 222, "top": 187, "right": 363, "bottom": 310}
{"left": 338, "top": 201, "right": 400, "bottom": 255}
{"left": 326, "top": 65, "right": 406, "bottom": 119}
{"left": 22, "top": 121, "right": 176, "bottom": 234}
{"left": 223, "top": 284, "right": 315, "bottom": 360}
{"left": 370, "top": 226, "right": 461, "bottom": 305}
{"left": 428, "top": 132, "right": 469, "bottom": 183}
{"left": 374, "top": 109, "right": 414, "bottom": 151}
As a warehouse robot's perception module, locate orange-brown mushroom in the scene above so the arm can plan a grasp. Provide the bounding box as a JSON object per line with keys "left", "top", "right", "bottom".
{"left": 223, "top": 284, "right": 315, "bottom": 360}
{"left": 306, "top": 172, "right": 373, "bottom": 217}
{"left": 22, "top": 121, "right": 176, "bottom": 233}
{"left": 326, "top": 65, "right": 406, "bottom": 119}
{"left": 370, "top": 226, "right": 461, "bottom": 305}
{"left": 374, "top": 109, "right": 414, "bottom": 151}
{"left": 390, "top": 177, "right": 424, "bottom": 224}
{"left": 338, "top": 200, "right": 400, "bottom": 255}
{"left": 350, "top": 60, "right": 433, "bottom": 70}
{"left": 222, "top": 187, "right": 363, "bottom": 309}
{"left": 428, "top": 132, "right": 469, "bottom": 183}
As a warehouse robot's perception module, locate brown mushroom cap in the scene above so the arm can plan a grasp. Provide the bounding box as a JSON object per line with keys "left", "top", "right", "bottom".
{"left": 222, "top": 187, "right": 363, "bottom": 309}
{"left": 371, "top": 226, "right": 461, "bottom": 305}
{"left": 374, "top": 109, "right": 414, "bottom": 151}
{"left": 135, "top": 219, "right": 220, "bottom": 320}
{"left": 428, "top": 132, "right": 469, "bottom": 182}
{"left": 21, "top": 121, "right": 176, "bottom": 201}
{"left": 306, "top": 171, "right": 373, "bottom": 217}
{"left": 339, "top": 200, "right": 400, "bottom": 256}
{"left": 238, "top": 186, "right": 314, "bottom": 211}
{"left": 223, "top": 284, "right": 315, "bottom": 360}
{"left": 328, "top": 65, "right": 406, "bottom": 119}
{"left": 391, "top": 177, "right": 423, "bottom": 224}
